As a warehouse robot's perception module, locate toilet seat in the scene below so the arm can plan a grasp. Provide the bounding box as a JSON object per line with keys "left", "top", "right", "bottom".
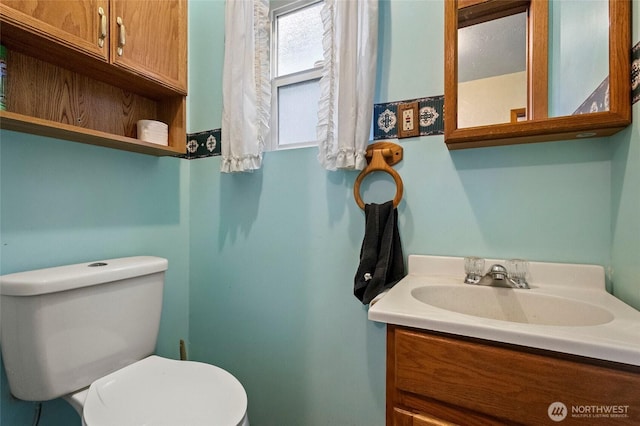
{"left": 82, "top": 355, "right": 248, "bottom": 426}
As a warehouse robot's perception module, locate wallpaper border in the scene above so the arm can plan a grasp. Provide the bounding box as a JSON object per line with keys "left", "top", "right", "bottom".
{"left": 185, "top": 40, "right": 640, "bottom": 158}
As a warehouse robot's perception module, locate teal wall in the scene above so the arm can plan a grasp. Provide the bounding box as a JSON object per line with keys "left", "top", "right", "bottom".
{"left": 611, "top": 104, "right": 640, "bottom": 314}
{"left": 0, "top": 135, "right": 191, "bottom": 425}
{"left": 0, "top": 0, "right": 637, "bottom": 425}
{"left": 610, "top": 1, "right": 640, "bottom": 317}
{"left": 187, "top": 1, "right": 638, "bottom": 425}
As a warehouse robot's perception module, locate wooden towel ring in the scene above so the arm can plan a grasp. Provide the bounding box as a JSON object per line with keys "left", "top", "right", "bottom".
{"left": 353, "top": 142, "right": 404, "bottom": 210}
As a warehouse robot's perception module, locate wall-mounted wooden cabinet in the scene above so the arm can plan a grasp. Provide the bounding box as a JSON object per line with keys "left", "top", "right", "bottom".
{"left": 110, "top": 0, "right": 187, "bottom": 93}
{"left": 444, "top": 0, "right": 631, "bottom": 150}
{"left": 387, "top": 325, "right": 640, "bottom": 425}
{"left": 0, "top": 0, "right": 187, "bottom": 156}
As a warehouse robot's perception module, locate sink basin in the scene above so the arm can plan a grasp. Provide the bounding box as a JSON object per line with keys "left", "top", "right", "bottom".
{"left": 368, "top": 255, "right": 640, "bottom": 366}
{"left": 411, "top": 285, "right": 614, "bottom": 326}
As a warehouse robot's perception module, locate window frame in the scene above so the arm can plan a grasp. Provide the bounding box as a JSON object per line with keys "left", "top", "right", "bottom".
{"left": 268, "top": 0, "right": 325, "bottom": 151}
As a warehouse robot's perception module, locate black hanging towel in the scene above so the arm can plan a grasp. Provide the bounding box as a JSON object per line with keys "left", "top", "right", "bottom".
{"left": 354, "top": 200, "right": 405, "bottom": 305}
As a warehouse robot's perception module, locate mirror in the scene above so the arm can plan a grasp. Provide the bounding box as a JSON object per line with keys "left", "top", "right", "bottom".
{"left": 458, "top": 11, "right": 528, "bottom": 128}
{"left": 548, "top": 0, "right": 609, "bottom": 117}
{"left": 444, "top": 0, "right": 631, "bottom": 149}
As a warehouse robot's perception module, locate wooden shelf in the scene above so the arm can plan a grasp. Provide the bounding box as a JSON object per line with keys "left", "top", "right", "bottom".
{"left": 1, "top": 111, "right": 184, "bottom": 157}
{"left": 1, "top": 50, "right": 186, "bottom": 157}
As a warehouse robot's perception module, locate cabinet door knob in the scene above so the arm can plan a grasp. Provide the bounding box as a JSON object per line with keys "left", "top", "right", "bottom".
{"left": 116, "top": 16, "right": 126, "bottom": 56}
{"left": 98, "top": 7, "right": 107, "bottom": 48}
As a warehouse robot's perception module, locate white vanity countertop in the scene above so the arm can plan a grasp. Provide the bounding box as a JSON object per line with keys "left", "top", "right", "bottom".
{"left": 368, "top": 255, "right": 640, "bottom": 366}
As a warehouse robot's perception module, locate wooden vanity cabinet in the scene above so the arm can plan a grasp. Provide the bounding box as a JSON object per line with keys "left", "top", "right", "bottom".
{"left": 387, "top": 325, "right": 640, "bottom": 425}
{"left": 0, "top": 0, "right": 187, "bottom": 156}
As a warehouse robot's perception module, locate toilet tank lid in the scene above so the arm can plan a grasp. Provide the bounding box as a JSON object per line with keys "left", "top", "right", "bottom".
{"left": 0, "top": 256, "right": 168, "bottom": 296}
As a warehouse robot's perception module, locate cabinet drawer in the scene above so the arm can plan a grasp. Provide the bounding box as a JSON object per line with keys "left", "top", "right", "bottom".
{"left": 393, "top": 408, "right": 458, "bottom": 426}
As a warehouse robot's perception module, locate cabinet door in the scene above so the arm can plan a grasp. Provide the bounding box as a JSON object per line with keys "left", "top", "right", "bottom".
{"left": 110, "top": 0, "right": 187, "bottom": 93}
{"left": 1, "top": 0, "right": 108, "bottom": 61}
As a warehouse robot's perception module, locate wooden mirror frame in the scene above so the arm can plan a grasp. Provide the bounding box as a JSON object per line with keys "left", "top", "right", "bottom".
{"left": 444, "top": 0, "right": 631, "bottom": 150}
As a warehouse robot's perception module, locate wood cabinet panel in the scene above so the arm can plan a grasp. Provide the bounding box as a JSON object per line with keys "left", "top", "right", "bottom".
{"left": 396, "top": 393, "right": 504, "bottom": 426}
{"left": 393, "top": 408, "right": 414, "bottom": 426}
{"left": 387, "top": 326, "right": 640, "bottom": 425}
{"left": 1, "top": 0, "right": 108, "bottom": 61}
{"left": 393, "top": 408, "right": 459, "bottom": 426}
{"left": 7, "top": 51, "right": 157, "bottom": 137}
{"left": 110, "top": 0, "right": 187, "bottom": 92}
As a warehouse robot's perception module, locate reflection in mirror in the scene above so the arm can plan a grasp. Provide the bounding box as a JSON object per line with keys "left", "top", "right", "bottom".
{"left": 458, "top": 12, "right": 527, "bottom": 128}
{"left": 456, "top": 0, "right": 610, "bottom": 127}
{"left": 549, "top": 0, "right": 609, "bottom": 117}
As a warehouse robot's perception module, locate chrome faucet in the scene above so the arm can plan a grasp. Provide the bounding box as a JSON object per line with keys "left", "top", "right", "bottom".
{"left": 466, "top": 263, "right": 530, "bottom": 289}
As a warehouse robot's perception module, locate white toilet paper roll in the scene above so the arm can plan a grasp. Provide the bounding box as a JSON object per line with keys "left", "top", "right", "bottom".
{"left": 137, "top": 120, "right": 169, "bottom": 146}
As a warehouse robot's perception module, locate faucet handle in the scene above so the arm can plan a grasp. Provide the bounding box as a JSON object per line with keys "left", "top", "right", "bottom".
{"left": 464, "top": 256, "right": 485, "bottom": 284}
{"left": 507, "top": 259, "right": 530, "bottom": 286}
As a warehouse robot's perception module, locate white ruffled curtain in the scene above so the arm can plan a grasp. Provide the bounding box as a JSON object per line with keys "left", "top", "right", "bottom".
{"left": 221, "top": 0, "right": 378, "bottom": 173}
{"left": 317, "top": 0, "right": 378, "bottom": 171}
{"left": 221, "top": 0, "right": 270, "bottom": 173}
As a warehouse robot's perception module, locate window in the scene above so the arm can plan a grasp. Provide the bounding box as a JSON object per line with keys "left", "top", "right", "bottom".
{"left": 269, "top": 0, "right": 324, "bottom": 150}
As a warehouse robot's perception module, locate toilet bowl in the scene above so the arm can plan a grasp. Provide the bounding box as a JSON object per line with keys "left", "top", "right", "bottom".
{"left": 0, "top": 256, "right": 249, "bottom": 426}
{"left": 65, "top": 356, "right": 249, "bottom": 426}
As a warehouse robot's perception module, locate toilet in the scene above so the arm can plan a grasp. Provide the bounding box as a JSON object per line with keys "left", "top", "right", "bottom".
{"left": 0, "top": 256, "right": 249, "bottom": 426}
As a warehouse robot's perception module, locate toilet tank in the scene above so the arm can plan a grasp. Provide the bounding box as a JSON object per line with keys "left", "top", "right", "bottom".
{"left": 0, "top": 256, "right": 168, "bottom": 401}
